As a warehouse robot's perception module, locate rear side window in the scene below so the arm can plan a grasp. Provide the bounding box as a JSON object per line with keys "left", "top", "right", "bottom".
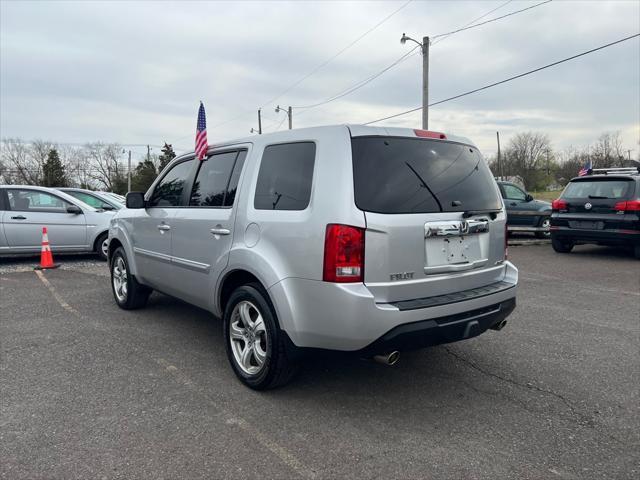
{"left": 352, "top": 137, "right": 501, "bottom": 214}
{"left": 562, "top": 180, "right": 634, "bottom": 199}
{"left": 254, "top": 142, "right": 315, "bottom": 210}
{"left": 149, "top": 159, "right": 195, "bottom": 207}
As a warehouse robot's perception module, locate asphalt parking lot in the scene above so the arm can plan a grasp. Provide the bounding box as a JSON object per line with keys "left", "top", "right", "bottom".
{"left": 1, "top": 244, "right": 638, "bottom": 479}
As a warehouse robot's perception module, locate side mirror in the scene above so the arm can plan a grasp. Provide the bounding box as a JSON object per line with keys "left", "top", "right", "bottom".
{"left": 66, "top": 205, "right": 82, "bottom": 214}
{"left": 525, "top": 194, "right": 534, "bottom": 202}
{"left": 126, "top": 192, "right": 146, "bottom": 209}
{"left": 101, "top": 203, "right": 115, "bottom": 211}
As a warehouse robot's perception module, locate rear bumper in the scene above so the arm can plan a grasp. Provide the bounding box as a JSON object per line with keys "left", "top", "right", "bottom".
{"left": 268, "top": 261, "right": 518, "bottom": 351}
{"left": 550, "top": 226, "right": 640, "bottom": 245}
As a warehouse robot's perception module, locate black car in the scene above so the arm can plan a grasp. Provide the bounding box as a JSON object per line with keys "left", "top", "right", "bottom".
{"left": 497, "top": 181, "right": 551, "bottom": 238}
{"left": 550, "top": 167, "right": 640, "bottom": 258}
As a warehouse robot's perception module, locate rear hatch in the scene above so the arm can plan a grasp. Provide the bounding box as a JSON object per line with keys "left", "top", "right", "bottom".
{"left": 557, "top": 177, "right": 637, "bottom": 230}
{"left": 351, "top": 132, "right": 507, "bottom": 304}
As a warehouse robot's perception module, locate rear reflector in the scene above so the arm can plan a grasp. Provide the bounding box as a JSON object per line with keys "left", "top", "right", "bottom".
{"left": 551, "top": 199, "right": 568, "bottom": 211}
{"left": 323, "top": 224, "right": 365, "bottom": 283}
{"left": 614, "top": 200, "right": 640, "bottom": 212}
{"left": 414, "top": 129, "right": 447, "bottom": 139}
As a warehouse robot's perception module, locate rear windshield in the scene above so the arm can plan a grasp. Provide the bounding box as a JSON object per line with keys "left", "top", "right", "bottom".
{"left": 562, "top": 179, "right": 634, "bottom": 199}
{"left": 351, "top": 136, "right": 501, "bottom": 214}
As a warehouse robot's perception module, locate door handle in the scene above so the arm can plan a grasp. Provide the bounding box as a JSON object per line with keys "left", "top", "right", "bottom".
{"left": 210, "top": 228, "right": 231, "bottom": 236}
{"left": 157, "top": 224, "right": 171, "bottom": 231}
{"left": 11, "top": 215, "right": 26, "bottom": 220}
{"left": 510, "top": 202, "right": 517, "bottom": 206}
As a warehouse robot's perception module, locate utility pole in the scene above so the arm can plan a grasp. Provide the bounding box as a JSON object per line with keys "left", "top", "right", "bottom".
{"left": 258, "top": 109, "right": 262, "bottom": 134}
{"left": 496, "top": 131, "right": 502, "bottom": 180}
{"left": 127, "top": 150, "right": 132, "bottom": 193}
{"left": 422, "top": 36, "right": 429, "bottom": 130}
{"left": 401, "top": 34, "right": 429, "bottom": 130}
{"left": 275, "top": 105, "right": 292, "bottom": 130}
{"left": 627, "top": 149, "right": 633, "bottom": 161}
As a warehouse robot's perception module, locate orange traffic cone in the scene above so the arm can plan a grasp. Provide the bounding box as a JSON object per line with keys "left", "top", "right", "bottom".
{"left": 35, "top": 227, "right": 59, "bottom": 270}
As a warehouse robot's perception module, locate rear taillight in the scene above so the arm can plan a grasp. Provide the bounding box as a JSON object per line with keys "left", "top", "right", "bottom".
{"left": 323, "top": 224, "right": 365, "bottom": 283}
{"left": 504, "top": 222, "right": 508, "bottom": 260}
{"left": 614, "top": 200, "right": 640, "bottom": 212}
{"left": 551, "top": 199, "right": 568, "bottom": 211}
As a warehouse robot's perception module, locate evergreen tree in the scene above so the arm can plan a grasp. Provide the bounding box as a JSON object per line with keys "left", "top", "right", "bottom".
{"left": 42, "top": 148, "right": 69, "bottom": 187}
{"left": 158, "top": 143, "right": 176, "bottom": 172}
{"left": 131, "top": 159, "right": 158, "bottom": 192}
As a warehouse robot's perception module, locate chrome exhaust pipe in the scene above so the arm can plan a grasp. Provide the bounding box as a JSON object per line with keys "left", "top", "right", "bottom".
{"left": 490, "top": 319, "right": 508, "bottom": 331}
{"left": 373, "top": 351, "right": 400, "bottom": 366}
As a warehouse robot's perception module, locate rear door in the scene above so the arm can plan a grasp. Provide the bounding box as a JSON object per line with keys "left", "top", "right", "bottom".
{"left": 170, "top": 149, "right": 247, "bottom": 309}
{"left": 3, "top": 188, "right": 87, "bottom": 252}
{"left": 351, "top": 135, "right": 507, "bottom": 303}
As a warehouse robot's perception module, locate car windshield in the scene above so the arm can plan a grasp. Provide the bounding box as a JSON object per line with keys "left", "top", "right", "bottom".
{"left": 351, "top": 136, "right": 502, "bottom": 214}
{"left": 562, "top": 180, "right": 634, "bottom": 199}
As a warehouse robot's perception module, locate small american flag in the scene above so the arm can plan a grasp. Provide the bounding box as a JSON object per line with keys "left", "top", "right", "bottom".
{"left": 195, "top": 102, "right": 208, "bottom": 160}
{"left": 578, "top": 159, "right": 592, "bottom": 176}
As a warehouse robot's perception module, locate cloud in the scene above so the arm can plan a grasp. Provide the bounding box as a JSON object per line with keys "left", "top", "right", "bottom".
{"left": 1, "top": 0, "right": 638, "bottom": 161}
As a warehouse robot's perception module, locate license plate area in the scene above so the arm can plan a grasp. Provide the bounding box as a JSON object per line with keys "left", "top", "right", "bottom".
{"left": 569, "top": 220, "right": 604, "bottom": 230}
{"left": 424, "top": 220, "right": 490, "bottom": 274}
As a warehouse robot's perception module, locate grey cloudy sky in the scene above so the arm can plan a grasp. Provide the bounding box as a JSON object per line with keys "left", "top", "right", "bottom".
{"left": 1, "top": 0, "right": 639, "bottom": 160}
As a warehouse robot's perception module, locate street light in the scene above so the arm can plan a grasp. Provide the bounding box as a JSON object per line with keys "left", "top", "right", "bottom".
{"left": 275, "top": 105, "right": 293, "bottom": 130}
{"left": 400, "top": 32, "right": 430, "bottom": 130}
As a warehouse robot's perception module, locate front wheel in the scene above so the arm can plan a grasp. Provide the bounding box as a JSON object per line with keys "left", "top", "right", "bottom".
{"left": 223, "top": 284, "right": 297, "bottom": 389}
{"left": 95, "top": 232, "right": 109, "bottom": 261}
{"left": 551, "top": 235, "right": 574, "bottom": 253}
{"left": 110, "top": 246, "right": 151, "bottom": 309}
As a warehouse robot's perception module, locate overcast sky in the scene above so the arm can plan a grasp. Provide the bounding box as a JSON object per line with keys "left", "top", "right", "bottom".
{"left": 1, "top": 0, "right": 639, "bottom": 160}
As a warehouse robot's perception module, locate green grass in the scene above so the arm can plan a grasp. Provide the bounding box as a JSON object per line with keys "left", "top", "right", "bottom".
{"left": 531, "top": 190, "right": 563, "bottom": 202}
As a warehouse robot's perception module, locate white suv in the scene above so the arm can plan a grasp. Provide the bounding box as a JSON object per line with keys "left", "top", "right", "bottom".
{"left": 108, "top": 125, "right": 518, "bottom": 389}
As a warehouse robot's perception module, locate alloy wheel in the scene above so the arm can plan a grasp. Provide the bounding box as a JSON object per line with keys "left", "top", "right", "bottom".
{"left": 112, "top": 256, "right": 128, "bottom": 303}
{"left": 229, "top": 300, "right": 268, "bottom": 375}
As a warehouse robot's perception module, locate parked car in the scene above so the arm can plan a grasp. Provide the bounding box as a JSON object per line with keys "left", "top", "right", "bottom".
{"left": 0, "top": 185, "right": 114, "bottom": 260}
{"left": 550, "top": 167, "right": 640, "bottom": 258}
{"left": 58, "top": 188, "right": 124, "bottom": 211}
{"left": 108, "top": 125, "right": 518, "bottom": 389}
{"left": 496, "top": 181, "right": 551, "bottom": 238}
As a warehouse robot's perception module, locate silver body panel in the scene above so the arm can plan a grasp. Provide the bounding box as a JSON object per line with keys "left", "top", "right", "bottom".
{"left": 0, "top": 185, "right": 114, "bottom": 255}
{"left": 109, "top": 124, "right": 518, "bottom": 351}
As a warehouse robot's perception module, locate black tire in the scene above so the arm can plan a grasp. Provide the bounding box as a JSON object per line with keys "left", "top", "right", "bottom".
{"left": 535, "top": 218, "right": 551, "bottom": 239}
{"left": 223, "top": 284, "right": 297, "bottom": 390}
{"left": 551, "top": 235, "right": 574, "bottom": 253}
{"left": 110, "top": 246, "right": 151, "bottom": 310}
{"left": 634, "top": 245, "right": 640, "bottom": 260}
{"left": 95, "top": 232, "right": 109, "bottom": 261}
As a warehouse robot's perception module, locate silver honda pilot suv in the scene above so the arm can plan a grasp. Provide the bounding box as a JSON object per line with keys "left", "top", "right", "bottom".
{"left": 108, "top": 125, "right": 518, "bottom": 389}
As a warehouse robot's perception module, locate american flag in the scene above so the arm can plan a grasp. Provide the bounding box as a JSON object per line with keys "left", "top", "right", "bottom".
{"left": 578, "top": 159, "right": 592, "bottom": 176}
{"left": 195, "top": 102, "right": 208, "bottom": 160}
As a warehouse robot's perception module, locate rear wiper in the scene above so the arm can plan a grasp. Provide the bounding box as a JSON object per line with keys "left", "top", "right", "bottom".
{"left": 588, "top": 195, "right": 609, "bottom": 199}
{"left": 462, "top": 209, "right": 501, "bottom": 219}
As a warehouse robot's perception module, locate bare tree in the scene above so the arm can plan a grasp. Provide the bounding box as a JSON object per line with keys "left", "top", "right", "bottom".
{"left": 591, "top": 132, "right": 625, "bottom": 168}
{"left": 84, "top": 143, "right": 127, "bottom": 193}
{"left": 503, "top": 132, "right": 552, "bottom": 189}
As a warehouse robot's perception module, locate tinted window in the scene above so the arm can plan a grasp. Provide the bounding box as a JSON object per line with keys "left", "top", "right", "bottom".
{"left": 563, "top": 180, "right": 634, "bottom": 200}
{"left": 190, "top": 151, "right": 238, "bottom": 207}
{"left": 254, "top": 142, "right": 315, "bottom": 210}
{"left": 68, "top": 191, "right": 107, "bottom": 209}
{"left": 7, "top": 189, "right": 71, "bottom": 212}
{"left": 224, "top": 150, "right": 247, "bottom": 207}
{"left": 502, "top": 184, "right": 526, "bottom": 201}
{"left": 352, "top": 137, "right": 501, "bottom": 214}
{"left": 149, "top": 160, "right": 195, "bottom": 207}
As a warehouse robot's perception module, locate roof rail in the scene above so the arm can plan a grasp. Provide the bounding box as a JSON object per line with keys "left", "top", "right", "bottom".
{"left": 590, "top": 167, "right": 640, "bottom": 176}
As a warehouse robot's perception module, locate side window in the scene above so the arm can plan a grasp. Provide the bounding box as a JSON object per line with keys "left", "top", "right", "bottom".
{"left": 7, "top": 189, "right": 71, "bottom": 213}
{"left": 254, "top": 142, "right": 315, "bottom": 210}
{"left": 503, "top": 184, "right": 527, "bottom": 201}
{"left": 71, "top": 192, "right": 103, "bottom": 208}
{"left": 148, "top": 159, "right": 195, "bottom": 207}
{"left": 224, "top": 150, "right": 247, "bottom": 207}
{"left": 190, "top": 151, "right": 239, "bottom": 207}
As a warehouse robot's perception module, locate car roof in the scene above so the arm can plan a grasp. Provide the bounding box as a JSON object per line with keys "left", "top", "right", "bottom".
{"left": 569, "top": 175, "right": 640, "bottom": 182}
{"left": 170, "top": 124, "right": 477, "bottom": 162}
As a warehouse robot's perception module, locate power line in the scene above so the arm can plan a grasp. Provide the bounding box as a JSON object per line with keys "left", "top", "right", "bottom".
{"left": 431, "top": 0, "right": 513, "bottom": 46}
{"left": 258, "top": 0, "right": 413, "bottom": 109}
{"left": 431, "top": 0, "right": 553, "bottom": 40}
{"left": 363, "top": 33, "right": 640, "bottom": 125}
